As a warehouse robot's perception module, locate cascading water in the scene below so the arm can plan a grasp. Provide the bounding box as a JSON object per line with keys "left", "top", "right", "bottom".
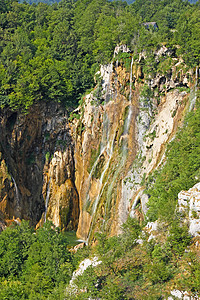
{"left": 12, "top": 176, "right": 20, "bottom": 208}
{"left": 196, "top": 66, "right": 198, "bottom": 88}
{"left": 87, "top": 146, "right": 106, "bottom": 183}
{"left": 121, "top": 57, "right": 134, "bottom": 155}
{"left": 105, "top": 62, "right": 113, "bottom": 102}
{"left": 86, "top": 56, "right": 135, "bottom": 242}
{"left": 77, "top": 53, "right": 138, "bottom": 241}
{"left": 129, "top": 57, "right": 134, "bottom": 102}
{"left": 116, "top": 60, "right": 119, "bottom": 68}
{"left": 44, "top": 178, "right": 51, "bottom": 223}
{"left": 189, "top": 66, "right": 199, "bottom": 111}
{"left": 86, "top": 135, "right": 116, "bottom": 243}
{"left": 123, "top": 106, "right": 133, "bottom": 137}
{"left": 87, "top": 113, "right": 110, "bottom": 183}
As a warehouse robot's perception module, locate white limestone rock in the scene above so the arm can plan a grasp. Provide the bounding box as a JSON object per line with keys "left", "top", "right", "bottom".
{"left": 178, "top": 183, "right": 200, "bottom": 237}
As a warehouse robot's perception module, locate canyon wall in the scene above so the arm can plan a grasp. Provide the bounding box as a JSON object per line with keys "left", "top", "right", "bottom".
{"left": 0, "top": 102, "right": 79, "bottom": 230}
{"left": 0, "top": 46, "right": 197, "bottom": 241}
{"left": 74, "top": 47, "right": 195, "bottom": 242}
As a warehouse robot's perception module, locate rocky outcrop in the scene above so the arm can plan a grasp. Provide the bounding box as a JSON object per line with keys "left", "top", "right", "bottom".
{"left": 0, "top": 102, "right": 79, "bottom": 230}
{"left": 41, "top": 147, "right": 79, "bottom": 230}
{"left": 0, "top": 45, "right": 197, "bottom": 243}
{"left": 74, "top": 59, "right": 138, "bottom": 241}
{"left": 178, "top": 183, "right": 200, "bottom": 236}
{"left": 73, "top": 47, "right": 195, "bottom": 242}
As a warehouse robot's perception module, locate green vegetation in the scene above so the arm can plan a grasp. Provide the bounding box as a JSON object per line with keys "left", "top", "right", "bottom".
{"left": 0, "top": 220, "right": 75, "bottom": 299}
{"left": 19, "top": 0, "right": 61, "bottom": 4}
{"left": 65, "top": 217, "right": 200, "bottom": 299}
{"left": 146, "top": 97, "right": 200, "bottom": 221}
{"left": 0, "top": 0, "right": 199, "bottom": 111}
{"left": 0, "top": 0, "right": 200, "bottom": 298}
{"left": 0, "top": 217, "right": 199, "bottom": 299}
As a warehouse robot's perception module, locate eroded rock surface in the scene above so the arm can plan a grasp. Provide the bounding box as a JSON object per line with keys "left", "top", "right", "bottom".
{"left": 0, "top": 102, "right": 79, "bottom": 230}
{"left": 178, "top": 183, "right": 200, "bottom": 236}
{"left": 0, "top": 46, "right": 197, "bottom": 242}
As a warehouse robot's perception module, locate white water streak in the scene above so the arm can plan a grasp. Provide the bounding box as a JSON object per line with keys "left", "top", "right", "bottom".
{"left": 12, "top": 176, "right": 20, "bottom": 207}
{"left": 189, "top": 66, "right": 199, "bottom": 111}
{"left": 129, "top": 57, "right": 134, "bottom": 102}
{"left": 87, "top": 136, "right": 115, "bottom": 243}
{"left": 105, "top": 62, "right": 113, "bottom": 102}
{"left": 44, "top": 178, "right": 51, "bottom": 223}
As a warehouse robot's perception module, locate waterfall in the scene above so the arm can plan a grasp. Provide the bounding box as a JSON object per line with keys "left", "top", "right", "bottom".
{"left": 87, "top": 115, "right": 110, "bottom": 182}
{"left": 121, "top": 56, "right": 134, "bottom": 154}
{"left": 44, "top": 178, "right": 51, "bottom": 223}
{"left": 87, "top": 146, "right": 106, "bottom": 182}
{"left": 86, "top": 135, "right": 115, "bottom": 243}
{"left": 121, "top": 105, "right": 134, "bottom": 157}
{"left": 105, "top": 62, "right": 113, "bottom": 102}
{"left": 195, "top": 66, "right": 198, "bottom": 88}
{"left": 116, "top": 59, "right": 118, "bottom": 69}
{"left": 12, "top": 176, "right": 20, "bottom": 207}
{"left": 189, "top": 66, "right": 199, "bottom": 111}
{"left": 100, "top": 113, "right": 110, "bottom": 150}
{"left": 123, "top": 106, "right": 133, "bottom": 136}
{"left": 76, "top": 239, "right": 88, "bottom": 246}
{"left": 87, "top": 113, "right": 111, "bottom": 182}
{"left": 129, "top": 57, "right": 134, "bottom": 102}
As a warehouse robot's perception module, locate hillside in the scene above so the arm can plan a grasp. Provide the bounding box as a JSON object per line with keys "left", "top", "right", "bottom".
{"left": 19, "top": 0, "right": 199, "bottom": 5}
{"left": 0, "top": 0, "right": 200, "bottom": 299}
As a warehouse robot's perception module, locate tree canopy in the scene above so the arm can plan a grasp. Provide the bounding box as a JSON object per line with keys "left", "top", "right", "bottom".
{"left": 0, "top": 0, "right": 199, "bottom": 111}
{"left": 0, "top": 221, "right": 75, "bottom": 299}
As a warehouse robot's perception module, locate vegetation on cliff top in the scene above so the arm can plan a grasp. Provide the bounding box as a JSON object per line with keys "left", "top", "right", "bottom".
{"left": 0, "top": 0, "right": 200, "bottom": 298}
{"left": 18, "top": 0, "right": 199, "bottom": 5}
{"left": 0, "top": 0, "right": 199, "bottom": 110}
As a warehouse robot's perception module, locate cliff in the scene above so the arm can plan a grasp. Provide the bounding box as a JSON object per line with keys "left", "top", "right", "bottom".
{"left": 0, "top": 102, "right": 79, "bottom": 230}
{"left": 74, "top": 46, "right": 196, "bottom": 242}
{"left": 0, "top": 46, "right": 198, "bottom": 242}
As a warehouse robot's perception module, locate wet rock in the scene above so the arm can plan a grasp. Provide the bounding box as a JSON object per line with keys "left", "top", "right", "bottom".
{"left": 0, "top": 102, "right": 79, "bottom": 230}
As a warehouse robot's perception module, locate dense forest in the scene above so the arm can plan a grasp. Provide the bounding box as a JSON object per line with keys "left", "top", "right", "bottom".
{"left": 18, "top": 0, "right": 199, "bottom": 5}
{"left": 18, "top": 0, "right": 61, "bottom": 5}
{"left": 0, "top": 0, "right": 200, "bottom": 298}
{"left": 0, "top": 0, "right": 199, "bottom": 111}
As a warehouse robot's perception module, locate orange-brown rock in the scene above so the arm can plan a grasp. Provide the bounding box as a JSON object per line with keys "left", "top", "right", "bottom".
{"left": 0, "top": 102, "right": 79, "bottom": 231}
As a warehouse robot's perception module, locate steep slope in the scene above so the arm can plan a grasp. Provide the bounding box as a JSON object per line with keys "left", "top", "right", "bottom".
{"left": 0, "top": 102, "right": 79, "bottom": 229}
{"left": 73, "top": 46, "right": 197, "bottom": 242}
{"left": 0, "top": 45, "right": 198, "bottom": 243}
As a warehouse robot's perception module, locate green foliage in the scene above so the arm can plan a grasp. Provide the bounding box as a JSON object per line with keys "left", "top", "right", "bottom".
{"left": 0, "top": 221, "right": 35, "bottom": 277}
{"left": 147, "top": 101, "right": 200, "bottom": 221}
{"left": 0, "top": 221, "right": 74, "bottom": 299}
{"left": 140, "top": 83, "right": 154, "bottom": 99}
{"left": 175, "top": 7, "right": 200, "bottom": 66}
{"left": 0, "top": 0, "right": 199, "bottom": 111}
{"left": 19, "top": 0, "right": 61, "bottom": 4}
{"left": 0, "top": 279, "right": 25, "bottom": 300}
{"left": 69, "top": 215, "right": 197, "bottom": 299}
{"left": 115, "top": 52, "right": 133, "bottom": 70}
{"left": 167, "top": 220, "right": 191, "bottom": 256}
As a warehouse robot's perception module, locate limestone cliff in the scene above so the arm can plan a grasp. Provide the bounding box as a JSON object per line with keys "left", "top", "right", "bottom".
{"left": 0, "top": 46, "right": 198, "bottom": 242}
{"left": 74, "top": 46, "right": 197, "bottom": 242}
{"left": 0, "top": 102, "right": 79, "bottom": 230}
{"left": 178, "top": 183, "right": 200, "bottom": 237}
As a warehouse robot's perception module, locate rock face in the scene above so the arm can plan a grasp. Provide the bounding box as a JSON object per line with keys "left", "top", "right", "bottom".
{"left": 74, "top": 49, "right": 195, "bottom": 242}
{"left": 178, "top": 183, "right": 200, "bottom": 236}
{"left": 0, "top": 102, "right": 79, "bottom": 230}
{"left": 0, "top": 46, "right": 197, "bottom": 242}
